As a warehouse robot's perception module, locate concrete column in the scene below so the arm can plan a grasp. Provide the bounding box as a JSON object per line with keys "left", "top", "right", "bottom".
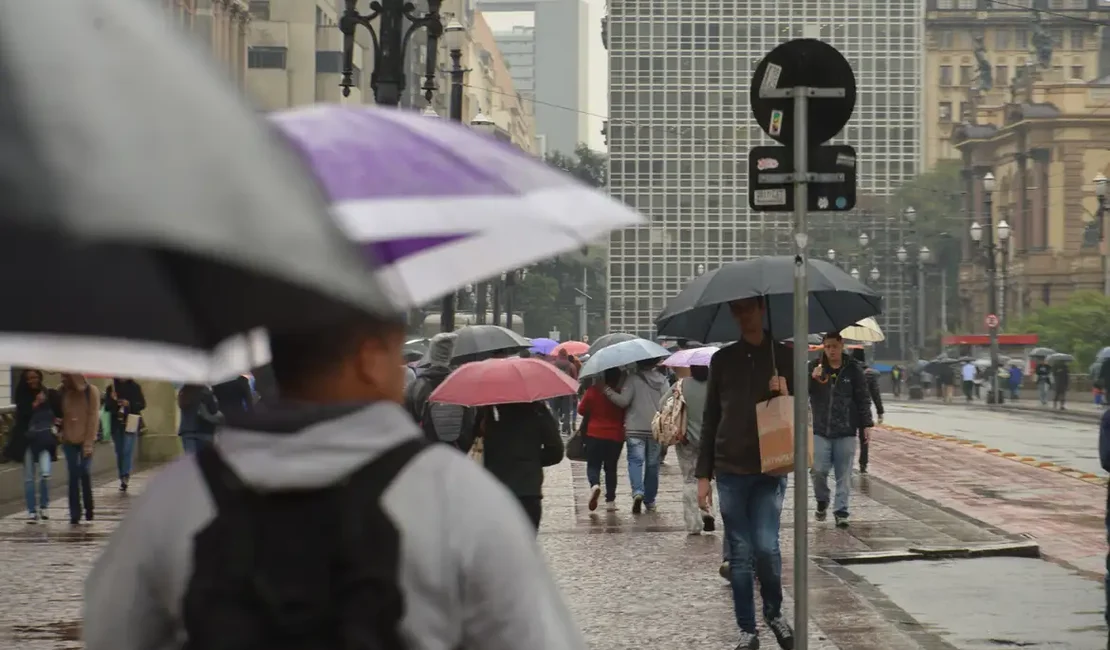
{"left": 135, "top": 380, "right": 183, "bottom": 463}
{"left": 211, "top": 0, "right": 226, "bottom": 63}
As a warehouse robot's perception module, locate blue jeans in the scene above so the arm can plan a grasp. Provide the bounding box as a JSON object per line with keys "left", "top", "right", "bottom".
{"left": 62, "top": 444, "right": 93, "bottom": 522}
{"left": 181, "top": 432, "right": 215, "bottom": 455}
{"left": 23, "top": 448, "right": 50, "bottom": 514}
{"left": 717, "top": 472, "right": 788, "bottom": 633}
{"left": 625, "top": 435, "right": 660, "bottom": 504}
{"left": 111, "top": 431, "right": 136, "bottom": 480}
{"left": 812, "top": 434, "right": 857, "bottom": 515}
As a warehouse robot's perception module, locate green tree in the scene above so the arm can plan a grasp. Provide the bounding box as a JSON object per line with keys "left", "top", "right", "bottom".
{"left": 546, "top": 144, "right": 608, "bottom": 188}
{"left": 1012, "top": 291, "right": 1110, "bottom": 369}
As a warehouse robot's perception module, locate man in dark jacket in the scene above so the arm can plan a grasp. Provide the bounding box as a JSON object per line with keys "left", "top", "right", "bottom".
{"left": 850, "top": 348, "right": 883, "bottom": 474}
{"left": 403, "top": 332, "right": 474, "bottom": 452}
{"left": 212, "top": 374, "right": 254, "bottom": 418}
{"left": 1098, "top": 409, "right": 1110, "bottom": 646}
{"left": 810, "top": 334, "right": 873, "bottom": 528}
{"left": 695, "top": 296, "right": 795, "bottom": 650}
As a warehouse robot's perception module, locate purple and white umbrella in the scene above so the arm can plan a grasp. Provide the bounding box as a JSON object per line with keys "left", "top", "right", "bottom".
{"left": 662, "top": 346, "right": 720, "bottom": 368}
{"left": 270, "top": 105, "right": 644, "bottom": 307}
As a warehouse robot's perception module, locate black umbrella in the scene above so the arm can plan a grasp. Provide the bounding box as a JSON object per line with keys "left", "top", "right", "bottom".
{"left": 0, "top": 0, "right": 397, "bottom": 383}
{"left": 924, "top": 357, "right": 958, "bottom": 375}
{"left": 655, "top": 257, "right": 883, "bottom": 342}
{"left": 588, "top": 332, "right": 638, "bottom": 357}
{"left": 450, "top": 325, "right": 531, "bottom": 363}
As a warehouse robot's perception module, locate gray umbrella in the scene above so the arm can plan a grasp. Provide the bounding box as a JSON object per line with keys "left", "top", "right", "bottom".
{"left": 587, "top": 332, "right": 638, "bottom": 357}
{"left": 450, "top": 326, "right": 532, "bottom": 362}
{"left": 579, "top": 338, "right": 672, "bottom": 379}
{"left": 1029, "top": 347, "right": 1056, "bottom": 358}
{"left": 0, "top": 0, "right": 397, "bottom": 382}
{"left": 1045, "top": 353, "right": 1074, "bottom": 365}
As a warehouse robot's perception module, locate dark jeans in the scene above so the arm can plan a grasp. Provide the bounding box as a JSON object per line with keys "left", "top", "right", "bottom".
{"left": 963, "top": 380, "right": 975, "bottom": 401}
{"left": 62, "top": 444, "right": 93, "bottom": 523}
{"left": 585, "top": 437, "right": 623, "bottom": 501}
{"left": 518, "top": 495, "right": 542, "bottom": 532}
{"left": 858, "top": 427, "right": 869, "bottom": 470}
{"left": 181, "top": 432, "right": 216, "bottom": 455}
{"left": 717, "top": 472, "right": 787, "bottom": 634}
{"left": 111, "top": 430, "right": 135, "bottom": 480}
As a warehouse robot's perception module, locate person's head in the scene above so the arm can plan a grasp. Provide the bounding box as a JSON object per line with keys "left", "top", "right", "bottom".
{"left": 822, "top": 333, "right": 844, "bottom": 366}
{"left": 690, "top": 365, "right": 710, "bottom": 382}
{"left": 603, "top": 367, "right": 622, "bottom": 389}
{"left": 22, "top": 369, "right": 42, "bottom": 390}
{"left": 268, "top": 310, "right": 407, "bottom": 405}
{"left": 518, "top": 349, "right": 532, "bottom": 359}
{"left": 635, "top": 359, "right": 657, "bottom": 375}
{"left": 673, "top": 366, "right": 691, "bottom": 379}
{"left": 850, "top": 347, "right": 866, "bottom": 365}
{"left": 728, "top": 296, "right": 766, "bottom": 338}
{"left": 423, "top": 332, "right": 458, "bottom": 370}
{"left": 558, "top": 349, "right": 568, "bottom": 359}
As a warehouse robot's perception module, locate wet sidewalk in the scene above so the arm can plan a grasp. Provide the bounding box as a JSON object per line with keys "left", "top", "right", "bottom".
{"left": 892, "top": 393, "right": 1103, "bottom": 422}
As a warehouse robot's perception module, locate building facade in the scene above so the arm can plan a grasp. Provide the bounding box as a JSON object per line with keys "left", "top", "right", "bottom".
{"left": 160, "top": 0, "right": 250, "bottom": 89}
{"left": 605, "top": 0, "right": 923, "bottom": 344}
{"left": 494, "top": 26, "right": 537, "bottom": 108}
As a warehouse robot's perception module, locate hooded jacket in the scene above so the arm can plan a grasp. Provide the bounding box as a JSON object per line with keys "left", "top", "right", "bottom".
{"left": 809, "top": 356, "right": 873, "bottom": 439}
{"left": 58, "top": 377, "right": 100, "bottom": 454}
{"left": 602, "top": 369, "right": 668, "bottom": 436}
{"left": 83, "top": 401, "right": 585, "bottom": 650}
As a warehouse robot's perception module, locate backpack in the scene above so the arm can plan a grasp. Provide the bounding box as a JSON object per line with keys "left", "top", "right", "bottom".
{"left": 652, "top": 382, "right": 687, "bottom": 446}
{"left": 406, "top": 375, "right": 474, "bottom": 452}
{"left": 182, "top": 439, "right": 426, "bottom": 650}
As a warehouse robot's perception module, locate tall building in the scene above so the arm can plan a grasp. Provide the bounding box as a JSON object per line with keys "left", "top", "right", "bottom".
{"left": 606, "top": 0, "right": 924, "bottom": 346}
{"left": 478, "top": 0, "right": 588, "bottom": 155}
{"left": 494, "top": 26, "right": 537, "bottom": 107}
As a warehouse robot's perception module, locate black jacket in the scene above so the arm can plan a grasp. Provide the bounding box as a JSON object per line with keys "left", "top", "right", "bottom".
{"left": 213, "top": 376, "right": 254, "bottom": 418}
{"left": 696, "top": 338, "right": 794, "bottom": 479}
{"left": 105, "top": 379, "right": 146, "bottom": 434}
{"left": 478, "top": 402, "right": 564, "bottom": 498}
{"left": 863, "top": 367, "right": 883, "bottom": 418}
{"left": 809, "top": 357, "right": 873, "bottom": 439}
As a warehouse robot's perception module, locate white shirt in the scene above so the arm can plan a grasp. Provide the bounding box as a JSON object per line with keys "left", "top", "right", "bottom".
{"left": 961, "top": 363, "right": 977, "bottom": 381}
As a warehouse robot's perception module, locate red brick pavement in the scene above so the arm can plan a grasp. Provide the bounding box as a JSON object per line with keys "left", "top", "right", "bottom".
{"left": 868, "top": 427, "right": 1107, "bottom": 575}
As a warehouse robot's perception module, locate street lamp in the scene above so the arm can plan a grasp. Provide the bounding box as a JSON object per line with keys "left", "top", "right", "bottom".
{"left": 975, "top": 171, "right": 1001, "bottom": 402}
{"left": 444, "top": 18, "right": 466, "bottom": 123}
{"left": 969, "top": 221, "right": 983, "bottom": 243}
{"left": 421, "top": 105, "right": 440, "bottom": 118}
{"left": 826, "top": 249, "right": 836, "bottom": 263}
{"left": 1096, "top": 173, "right": 1108, "bottom": 296}
{"left": 470, "top": 111, "right": 496, "bottom": 135}
{"left": 695, "top": 263, "right": 706, "bottom": 276}
{"left": 850, "top": 268, "right": 860, "bottom": 280}
{"left": 919, "top": 246, "right": 931, "bottom": 263}
{"left": 858, "top": 232, "right": 870, "bottom": 249}
{"left": 896, "top": 246, "right": 908, "bottom": 263}
{"left": 982, "top": 171, "right": 996, "bottom": 193}
{"left": 339, "top": 0, "right": 444, "bottom": 105}
{"left": 869, "top": 267, "right": 880, "bottom": 282}
{"left": 904, "top": 206, "right": 916, "bottom": 225}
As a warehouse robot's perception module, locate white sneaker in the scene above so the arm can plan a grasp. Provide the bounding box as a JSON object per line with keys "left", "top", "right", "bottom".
{"left": 25, "top": 512, "right": 38, "bottom": 523}
{"left": 605, "top": 500, "right": 618, "bottom": 512}
{"left": 588, "top": 485, "right": 601, "bottom": 512}
{"left": 735, "top": 630, "right": 760, "bottom": 649}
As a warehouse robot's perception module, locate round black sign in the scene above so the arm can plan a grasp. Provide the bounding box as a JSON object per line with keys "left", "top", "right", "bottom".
{"left": 749, "top": 39, "right": 857, "bottom": 147}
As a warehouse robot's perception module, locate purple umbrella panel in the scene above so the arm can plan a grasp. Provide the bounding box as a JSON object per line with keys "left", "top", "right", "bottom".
{"left": 661, "top": 346, "right": 720, "bottom": 368}
{"left": 269, "top": 105, "right": 645, "bottom": 308}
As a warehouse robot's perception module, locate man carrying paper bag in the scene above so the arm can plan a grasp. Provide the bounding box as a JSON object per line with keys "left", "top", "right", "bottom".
{"left": 695, "top": 296, "right": 799, "bottom": 650}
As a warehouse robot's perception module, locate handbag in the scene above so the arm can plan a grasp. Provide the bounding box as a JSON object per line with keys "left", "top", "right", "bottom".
{"left": 565, "top": 407, "right": 590, "bottom": 462}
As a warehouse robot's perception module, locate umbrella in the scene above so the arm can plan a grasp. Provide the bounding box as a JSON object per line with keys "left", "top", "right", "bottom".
{"left": 1045, "top": 353, "right": 1074, "bottom": 365}
{"left": 269, "top": 105, "right": 644, "bottom": 308}
{"left": 450, "top": 325, "right": 531, "bottom": 362}
{"left": 840, "top": 317, "right": 885, "bottom": 343}
{"left": 579, "top": 338, "right": 672, "bottom": 379}
{"left": 1098, "top": 347, "right": 1110, "bottom": 362}
{"left": 655, "top": 257, "right": 883, "bottom": 341}
{"left": 528, "top": 337, "right": 559, "bottom": 355}
{"left": 427, "top": 357, "right": 578, "bottom": 407}
{"left": 1029, "top": 347, "right": 1056, "bottom": 358}
{"left": 552, "top": 341, "right": 589, "bottom": 357}
{"left": 0, "top": 0, "right": 397, "bottom": 383}
{"left": 662, "top": 346, "right": 719, "bottom": 368}
{"left": 924, "top": 357, "right": 959, "bottom": 375}
{"left": 587, "top": 332, "right": 638, "bottom": 357}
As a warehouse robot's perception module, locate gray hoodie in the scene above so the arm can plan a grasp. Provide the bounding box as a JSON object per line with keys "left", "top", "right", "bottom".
{"left": 603, "top": 369, "right": 668, "bottom": 437}
{"left": 82, "top": 402, "right": 585, "bottom": 650}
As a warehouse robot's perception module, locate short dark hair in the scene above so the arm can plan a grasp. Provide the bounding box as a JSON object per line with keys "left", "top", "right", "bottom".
{"left": 518, "top": 349, "right": 533, "bottom": 358}
{"left": 268, "top": 313, "right": 405, "bottom": 393}
{"left": 690, "top": 365, "right": 710, "bottom": 382}
{"left": 822, "top": 332, "right": 843, "bottom": 342}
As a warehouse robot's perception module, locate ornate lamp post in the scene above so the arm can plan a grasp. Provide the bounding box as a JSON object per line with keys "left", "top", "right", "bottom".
{"left": 1095, "top": 172, "right": 1108, "bottom": 296}
{"left": 339, "top": 0, "right": 444, "bottom": 106}
{"left": 444, "top": 18, "right": 466, "bottom": 122}
{"left": 970, "top": 171, "right": 1002, "bottom": 401}
{"left": 502, "top": 267, "right": 529, "bottom": 332}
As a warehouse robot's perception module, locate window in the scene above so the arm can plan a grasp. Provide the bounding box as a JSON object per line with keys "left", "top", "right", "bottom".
{"left": 995, "top": 30, "right": 1011, "bottom": 50}
{"left": 316, "top": 51, "right": 342, "bottom": 73}
{"left": 248, "top": 0, "right": 270, "bottom": 20}
{"left": 939, "top": 101, "right": 953, "bottom": 122}
{"left": 938, "top": 30, "right": 954, "bottom": 48}
{"left": 1051, "top": 30, "right": 1064, "bottom": 49}
{"left": 939, "top": 65, "right": 953, "bottom": 85}
{"left": 959, "top": 65, "right": 972, "bottom": 85}
{"left": 1071, "top": 65, "right": 1085, "bottom": 80}
{"left": 1016, "top": 29, "right": 1029, "bottom": 50}
{"left": 957, "top": 0, "right": 976, "bottom": 8}
{"left": 959, "top": 101, "right": 971, "bottom": 120}
{"left": 995, "top": 65, "right": 1009, "bottom": 85}
{"left": 937, "top": 0, "right": 954, "bottom": 7}
{"left": 1070, "top": 29, "right": 1085, "bottom": 50}
{"left": 247, "top": 46, "right": 287, "bottom": 69}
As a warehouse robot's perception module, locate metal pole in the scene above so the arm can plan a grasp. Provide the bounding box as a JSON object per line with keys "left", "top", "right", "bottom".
{"left": 986, "top": 194, "right": 1000, "bottom": 402}
{"left": 1101, "top": 196, "right": 1109, "bottom": 296}
{"left": 506, "top": 274, "right": 515, "bottom": 331}
{"left": 579, "top": 266, "right": 589, "bottom": 340}
{"left": 438, "top": 48, "right": 465, "bottom": 332}
{"left": 916, "top": 264, "right": 926, "bottom": 353}
{"left": 791, "top": 86, "right": 810, "bottom": 650}
{"left": 940, "top": 266, "right": 948, "bottom": 333}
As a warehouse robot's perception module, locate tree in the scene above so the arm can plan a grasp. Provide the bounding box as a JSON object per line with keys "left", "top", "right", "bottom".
{"left": 1012, "top": 291, "right": 1110, "bottom": 369}
{"left": 546, "top": 144, "right": 607, "bottom": 189}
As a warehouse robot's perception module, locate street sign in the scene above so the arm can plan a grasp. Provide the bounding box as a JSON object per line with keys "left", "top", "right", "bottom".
{"left": 747, "top": 144, "right": 857, "bottom": 212}
{"left": 749, "top": 39, "right": 857, "bottom": 146}
{"left": 985, "top": 314, "right": 999, "bottom": 329}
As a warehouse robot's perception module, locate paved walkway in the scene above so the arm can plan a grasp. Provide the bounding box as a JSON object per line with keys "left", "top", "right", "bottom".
{"left": 892, "top": 393, "right": 1104, "bottom": 421}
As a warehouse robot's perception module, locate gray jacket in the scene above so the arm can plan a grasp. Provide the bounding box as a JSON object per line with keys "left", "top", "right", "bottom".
{"left": 604, "top": 369, "right": 668, "bottom": 436}
{"left": 83, "top": 402, "right": 585, "bottom": 650}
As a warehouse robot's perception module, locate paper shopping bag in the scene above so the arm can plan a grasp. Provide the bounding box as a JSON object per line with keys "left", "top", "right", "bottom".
{"left": 756, "top": 395, "right": 813, "bottom": 475}
{"left": 125, "top": 413, "right": 142, "bottom": 434}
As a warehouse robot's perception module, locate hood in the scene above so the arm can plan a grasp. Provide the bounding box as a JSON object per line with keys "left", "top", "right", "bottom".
{"left": 638, "top": 369, "right": 668, "bottom": 391}
{"left": 216, "top": 401, "right": 423, "bottom": 491}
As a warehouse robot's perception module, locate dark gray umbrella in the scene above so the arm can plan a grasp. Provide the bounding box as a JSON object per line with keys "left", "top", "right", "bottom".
{"left": 655, "top": 257, "right": 883, "bottom": 342}
{"left": 587, "top": 332, "right": 638, "bottom": 357}
{"left": 450, "top": 326, "right": 532, "bottom": 362}
{"left": 0, "top": 0, "right": 397, "bottom": 382}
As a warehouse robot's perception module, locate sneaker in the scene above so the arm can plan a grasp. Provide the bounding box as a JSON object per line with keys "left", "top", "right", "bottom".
{"left": 734, "top": 630, "right": 760, "bottom": 649}
{"left": 835, "top": 512, "right": 849, "bottom": 528}
{"left": 85, "top": 511, "right": 94, "bottom": 522}
{"left": 70, "top": 518, "right": 80, "bottom": 526}
{"left": 719, "top": 561, "right": 730, "bottom": 580}
{"left": 25, "top": 512, "right": 38, "bottom": 524}
{"left": 645, "top": 502, "right": 657, "bottom": 512}
{"left": 815, "top": 501, "right": 828, "bottom": 522}
{"left": 859, "top": 466, "right": 868, "bottom": 475}
{"left": 632, "top": 494, "right": 643, "bottom": 514}
{"left": 605, "top": 500, "right": 618, "bottom": 512}
{"left": 588, "top": 485, "right": 601, "bottom": 512}
{"left": 702, "top": 510, "right": 716, "bottom": 532}
{"left": 767, "top": 616, "right": 795, "bottom": 649}
{"left": 38, "top": 510, "right": 49, "bottom": 521}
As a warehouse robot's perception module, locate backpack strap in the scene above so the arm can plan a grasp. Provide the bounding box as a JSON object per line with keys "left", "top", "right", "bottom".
{"left": 344, "top": 438, "right": 427, "bottom": 496}
{"left": 195, "top": 444, "right": 250, "bottom": 511}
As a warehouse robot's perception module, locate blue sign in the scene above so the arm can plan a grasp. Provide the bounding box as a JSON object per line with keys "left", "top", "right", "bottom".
{"left": 835, "top": 196, "right": 847, "bottom": 209}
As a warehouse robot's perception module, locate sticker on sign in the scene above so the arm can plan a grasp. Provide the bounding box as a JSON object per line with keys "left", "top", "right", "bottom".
{"left": 760, "top": 63, "right": 783, "bottom": 94}
{"left": 754, "top": 189, "right": 787, "bottom": 206}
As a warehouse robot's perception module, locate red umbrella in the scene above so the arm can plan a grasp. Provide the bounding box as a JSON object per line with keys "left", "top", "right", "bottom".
{"left": 428, "top": 357, "right": 579, "bottom": 406}
{"left": 551, "top": 340, "right": 589, "bottom": 356}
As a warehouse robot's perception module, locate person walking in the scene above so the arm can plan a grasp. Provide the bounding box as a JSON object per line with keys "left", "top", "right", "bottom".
{"left": 850, "top": 348, "right": 883, "bottom": 474}
{"left": 474, "top": 400, "right": 565, "bottom": 531}
{"left": 105, "top": 377, "right": 145, "bottom": 492}
{"left": 669, "top": 363, "right": 715, "bottom": 535}
{"left": 603, "top": 360, "right": 668, "bottom": 514}
{"left": 1097, "top": 407, "right": 1110, "bottom": 650}
{"left": 962, "top": 361, "right": 977, "bottom": 402}
{"left": 891, "top": 364, "right": 903, "bottom": 398}
{"left": 21, "top": 380, "right": 60, "bottom": 522}
{"left": 57, "top": 373, "right": 99, "bottom": 525}
{"left": 177, "top": 384, "right": 222, "bottom": 454}
{"left": 578, "top": 368, "right": 626, "bottom": 512}
{"left": 404, "top": 332, "right": 475, "bottom": 452}
{"left": 810, "top": 333, "right": 874, "bottom": 528}
{"left": 696, "top": 296, "right": 795, "bottom": 650}
{"left": 1035, "top": 360, "right": 1052, "bottom": 406}
{"left": 1053, "top": 363, "right": 1070, "bottom": 410}
{"left": 552, "top": 349, "right": 579, "bottom": 435}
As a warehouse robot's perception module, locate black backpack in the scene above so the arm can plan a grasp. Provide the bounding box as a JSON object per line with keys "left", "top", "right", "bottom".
{"left": 407, "top": 376, "right": 474, "bottom": 452}
{"left": 182, "top": 439, "right": 426, "bottom": 650}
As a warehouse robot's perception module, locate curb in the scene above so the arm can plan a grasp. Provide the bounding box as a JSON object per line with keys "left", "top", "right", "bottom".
{"left": 828, "top": 539, "right": 1041, "bottom": 565}
{"left": 882, "top": 425, "right": 1109, "bottom": 486}
{"left": 893, "top": 397, "right": 1101, "bottom": 423}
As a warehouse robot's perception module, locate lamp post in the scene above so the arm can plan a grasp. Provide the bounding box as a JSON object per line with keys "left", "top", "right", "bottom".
{"left": 444, "top": 18, "right": 465, "bottom": 122}
{"left": 339, "top": 0, "right": 443, "bottom": 106}
{"left": 897, "top": 205, "right": 928, "bottom": 362}
{"left": 869, "top": 267, "right": 881, "bottom": 283}
{"left": 971, "top": 171, "right": 1001, "bottom": 402}
{"left": 502, "top": 267, "right": 528, "bottom": 331}
{"left": 850, "top": 268, "right": 860, "bottom": 281}
{"left": 1096, "top": 172, "right": 1108, "bottom": 296}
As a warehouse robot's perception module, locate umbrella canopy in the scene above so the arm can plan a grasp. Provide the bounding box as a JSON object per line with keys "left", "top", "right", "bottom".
{"left": 1097, "top": 347, "right": 1110, "bottom": 362}
{"left": 587, "top": 332, "right": 638, "bottom": 357}
{"left": 528, "top": 337, "right": 559, "bottom": 355}
{"left": 552, "top": 341, "right": 589, "bottom": 357}
{"left": 924, "top": 357, "right": 959, "bottom": 375}
{"left": 1045, "top": 352, "right": 1074, "bottom": 365}
{"left": 1029, "top": 347, "right": 1056, "bottom": 358}
{"left": 655, "top": 257, "right": 883, "bottom": 341}
{"left": 579, "top": 338, "right": 671, "bottom": 379}
{"left": 427, "top": 357, "right": 578, "bottom": 406}
{"left": 450, "top": 325, "right": 531, "bottom": 362}
{"left": 840, "top": 317, "right": 885, "bottom": 343}
{"left": 662, "top": 346, "right": 719, "bottom": 368}
{"left": 0, "top": 0, "right": 397, "bottom": 383}
{"left": 270, "top": 105, "right": 644, "bottom": 308}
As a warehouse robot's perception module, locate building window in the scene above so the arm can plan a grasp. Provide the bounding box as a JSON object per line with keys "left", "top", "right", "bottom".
{"left": 247, "top": 46, "right": 287, "bottom": 69}
{"left": 938, "top": 30, "right": 954, "bottom": 49}
{"left": 937, "top": 0, "right": 954, "bottom": 7}
{"left": 1016, "top": 29, "right": 1029, "bottom": 50}
{"left": 1071, "top": 65, "right": 1085, "bottom": 79}
{"left": 1070, "top": 29, "right": 1085, "bottom": 50}
{"left": 1050, "top": 30, "right": 1064, "bottom": 49}
{"left": 995, "top": 30, "right": 1011, "bottom": 50}
{"left": 939, "top": 101, "right": 953, "bottom": 122}
{"left": 316, "top": 51, "right": 342, "bottom": 73}
{"left": 995, "top": 65, "right": 1009, "bottom": 85}
{"left": 248, "top": 0, "right": 269, "bottom": 20}
{"left": 956, "top": 0, "right": 976, "bottom": 8}
{"left": 959, "top": 65, "right": 972, "bottom": 85}
{"left": 939, "top": 65, "right": 953, "bottom": 86}
{"left": 959, "top": 101, "right": 971, "bottom": 120}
